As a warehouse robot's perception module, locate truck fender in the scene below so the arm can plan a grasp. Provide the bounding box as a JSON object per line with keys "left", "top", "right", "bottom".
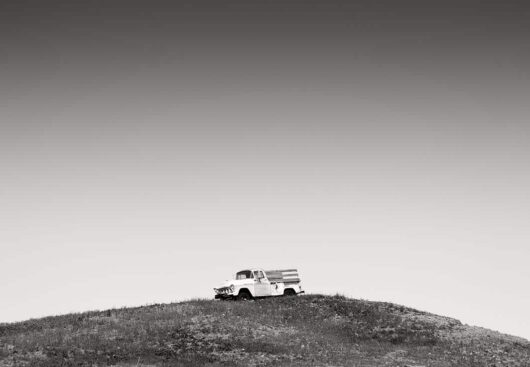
{"left": 283, "top": 287, "right": 297, "bottom": 296}
{"left": 237, "top": 288, "right": 254, "bottom": 298}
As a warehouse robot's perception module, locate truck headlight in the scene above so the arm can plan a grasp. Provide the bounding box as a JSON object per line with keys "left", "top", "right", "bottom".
{"left": 229, "top": 284, "right": 235, "bottom": 293}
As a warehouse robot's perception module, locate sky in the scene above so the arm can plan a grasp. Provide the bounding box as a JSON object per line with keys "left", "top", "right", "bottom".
{"left": 1, "top": 0, "right": 530, "bottom": 339}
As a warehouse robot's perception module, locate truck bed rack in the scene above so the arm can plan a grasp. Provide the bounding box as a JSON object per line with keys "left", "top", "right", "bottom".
{"left": 265, "top": 269, "right": 300, "bottom": 284}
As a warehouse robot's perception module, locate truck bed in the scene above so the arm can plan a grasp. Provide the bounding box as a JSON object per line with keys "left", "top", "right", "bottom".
{"left": 264, "top": 269, "right": 300, "bottom": 284}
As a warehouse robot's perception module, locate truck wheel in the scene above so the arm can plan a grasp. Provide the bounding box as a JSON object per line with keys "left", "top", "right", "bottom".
{"left": 284, "top": 289, "right": 296, "bottom": 296}
{"left": 237, "top": 290, "right": 252, "bottom": 301}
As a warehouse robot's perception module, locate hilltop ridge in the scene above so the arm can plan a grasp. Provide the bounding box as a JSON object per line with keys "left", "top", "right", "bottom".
{"left": 1, "top": 295, "right": 529, "bottom": 366}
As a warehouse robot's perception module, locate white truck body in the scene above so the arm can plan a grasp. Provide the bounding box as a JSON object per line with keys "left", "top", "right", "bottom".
{"left": 214, "top": 268, "right": 304, "bottom": 300}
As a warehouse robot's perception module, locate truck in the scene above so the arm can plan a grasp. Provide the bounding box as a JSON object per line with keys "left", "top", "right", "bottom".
{"left": 214, "top": 268, "right": 304, "bottom": 300}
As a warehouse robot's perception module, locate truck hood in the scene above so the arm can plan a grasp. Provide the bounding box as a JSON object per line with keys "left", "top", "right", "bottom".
{"left": 217, "top": 278, "right": 254, "bottom": 288}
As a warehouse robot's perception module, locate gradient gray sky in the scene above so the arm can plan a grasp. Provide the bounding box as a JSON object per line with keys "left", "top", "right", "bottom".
{"left": 1, "top": 0, "right": 530, "bottom": 339}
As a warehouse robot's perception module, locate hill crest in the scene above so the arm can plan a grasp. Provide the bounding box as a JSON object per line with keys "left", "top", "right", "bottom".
{"left": 1, "top": 295, "right": 529, "bottom": 366}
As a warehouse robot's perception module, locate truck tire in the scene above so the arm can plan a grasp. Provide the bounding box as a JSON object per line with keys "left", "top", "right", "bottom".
{"left": 284, "top": 288, "right": 296, "bottom": 296}
{"left": 237, "top": 289, "right": 253, "bottom": 301}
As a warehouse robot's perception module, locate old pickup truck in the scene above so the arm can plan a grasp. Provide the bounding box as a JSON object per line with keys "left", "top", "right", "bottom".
{"left": 214, "top": 268, "right": 304, "bottom": 300}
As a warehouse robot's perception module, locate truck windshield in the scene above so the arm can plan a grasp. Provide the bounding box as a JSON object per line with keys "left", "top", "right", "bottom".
{"left": 235, "top": 270, "right": 253, "bottom": 280}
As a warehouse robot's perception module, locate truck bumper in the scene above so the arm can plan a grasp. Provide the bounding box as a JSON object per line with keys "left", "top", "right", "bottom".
{"left": 215, "top": 294, "right": 235, "bottom": 300}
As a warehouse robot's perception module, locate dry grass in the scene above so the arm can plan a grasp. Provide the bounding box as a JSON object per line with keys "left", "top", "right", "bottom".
{"left": 1, "top": 295, "right": 529, "bottom": 366}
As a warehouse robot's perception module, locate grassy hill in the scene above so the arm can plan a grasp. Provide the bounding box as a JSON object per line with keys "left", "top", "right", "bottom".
{"left": 1, "top": 294, "right": 529, "bottom": 366}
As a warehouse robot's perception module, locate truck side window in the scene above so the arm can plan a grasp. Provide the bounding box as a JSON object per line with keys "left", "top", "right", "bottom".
{"left": 236, "top": 270, "right": 252, "bottom": 279}
{"left": 258, "top": 271, "right": 265, "bottom": 279}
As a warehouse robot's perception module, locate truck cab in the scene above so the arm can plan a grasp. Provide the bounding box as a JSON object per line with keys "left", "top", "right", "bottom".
{"left": 214, "top": 268, "right": 304, "bottom": 300}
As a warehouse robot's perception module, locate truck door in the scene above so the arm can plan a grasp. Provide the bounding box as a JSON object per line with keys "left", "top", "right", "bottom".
{"left": 253, "top": 270, "right": 271, "bottom": 297}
